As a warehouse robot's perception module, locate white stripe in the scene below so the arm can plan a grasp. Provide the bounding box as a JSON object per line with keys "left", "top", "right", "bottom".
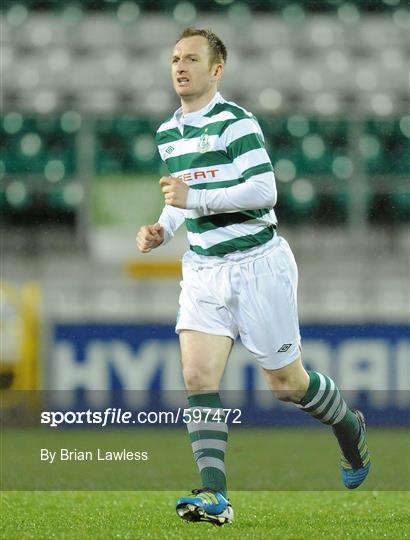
{"left": 157, "top": 117, "right": 179, "bottom": 133}
{"left": 158, "top": 133, "right": 226, "bottom": 159}
{"left": 333, "top": 400, "right": 348, "bottom": 424}
{"left": 188, "top": 221, "right": 273, "bottom": 249}
{"left": 187, "top": 421, "right": 228, "bottom": 434}
{"left": 301, "top": 373, "right": 327, "bottom": 409}
{"left": 321, "top": 391, "right": 342, "bottom": 423}
{"left": 224, "top": 117, "right": 264, "bottom": 144}
{"left": 233, "top": 148, "right": 271, "bottom": 173}
{"left": 157, "top": 110, "right": 237, "bottom": 135}
{"left": 196, "top": 456, "right": 225, "bottom": 474}
{"left": 311, "top": 378, "right": 336, "bottom": 415}
{"left": 191, "top": 439, "right": 227, "bottom": 453}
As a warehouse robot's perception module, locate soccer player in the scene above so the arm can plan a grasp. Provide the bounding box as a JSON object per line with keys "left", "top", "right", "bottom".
{"left": 136, "top": 28, "right": 370, "bottom": 526}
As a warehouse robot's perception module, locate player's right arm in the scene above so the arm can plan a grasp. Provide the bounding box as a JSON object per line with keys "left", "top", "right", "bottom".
{"left": 136, "top": 204, "right": 185, "bottom": 253}
{"left": 136, "top": 223, "right": 164, "bottom": 253}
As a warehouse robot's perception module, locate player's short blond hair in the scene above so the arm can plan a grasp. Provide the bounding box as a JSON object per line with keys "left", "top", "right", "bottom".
{"left": 176, "top": 27, "right": 227, "bottom": 68}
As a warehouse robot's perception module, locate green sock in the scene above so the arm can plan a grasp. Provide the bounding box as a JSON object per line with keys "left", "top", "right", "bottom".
{"left": 187, "top": 392, "right": 227, "bottom": 497}
{"left": 297, "top": 371, "right": 364, "bottom": 468}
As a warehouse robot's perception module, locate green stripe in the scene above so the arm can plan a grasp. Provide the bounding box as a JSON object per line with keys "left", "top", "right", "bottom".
{"left": 155, "top": 127, "right": 181, "bottom": 145}
{"left": 194, "top": 448, "right": 225, "bottom": 462}
{"left": 189, "top": 430, "right": 228, "bottom": 443}
{"left": 185, "top": 208, "right": 272, "bottom": 234}
{"left": 227, "top": 133, "right": 265, "bottom": 159}
{"left": 205, "top": 102, "right": 256, "bottom": 121}
{"left": 314, "top": 391, "right": 341, "bottom": 422}
{"left": 242, "top": 162, "right": 274, "bottom": 180}
{"left": 183, "top": 120, "right": 236, "bottom": 139}
{"left": 303, "top": 376, "right": 332, "bottom": 413}
{"left": 190, "top": 225, "right": 275, "bottom": 257}
{"left": 189, "top": 178, "right": 244, "bottom": 190}
{"left": 165, "top": 150, "right": 230, "bottom": 173}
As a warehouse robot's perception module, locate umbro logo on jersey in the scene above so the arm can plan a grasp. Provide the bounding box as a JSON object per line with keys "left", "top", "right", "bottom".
{"left": 277, "top": 344, "right": 292, "bottom": 353}
{"left": 165, "top": 145, "right": 174, "bottom": 154}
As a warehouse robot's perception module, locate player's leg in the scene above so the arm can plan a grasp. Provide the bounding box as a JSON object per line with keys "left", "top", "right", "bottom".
{"left": 236, "top": 237, "right": 370, "bottom": 489}
{"left": 262, "top": 359, "right": 371, "bottom": 489}
{"left": 176, "top": 329, "right": 234, "bottom": 525}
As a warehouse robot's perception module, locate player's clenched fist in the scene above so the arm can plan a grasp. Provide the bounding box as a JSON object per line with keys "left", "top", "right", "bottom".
{"left": 136, "top": 223, "right": 164, "bottom": 253}
{"left": 160, "top": 176, "right": 189, "bottom": 209}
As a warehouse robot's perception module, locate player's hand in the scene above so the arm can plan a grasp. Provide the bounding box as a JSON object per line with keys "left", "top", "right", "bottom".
{"left": 160, "top": 176, "right": 189, "bottom": 209}
{"left": 136, "top": 223, "right": 164, "bottom": 253}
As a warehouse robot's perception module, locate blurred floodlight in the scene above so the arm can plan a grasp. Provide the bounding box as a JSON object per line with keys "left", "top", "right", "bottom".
{"left": 337, "top": 3, "right": 360, "bottom": 25}
{"left": 105, "top": 51, "right": 127, "bottom": 75}
{"left": 60, "top": 111, "right": 82, "bottom": 133}
{"left": 314, "top": 93, "right": 340, "bottom": 115}
{"left": 31, "top": 24, "right": 53, "bottom": 47}
{"left": 86, "top": 90, "right": 116, "bottom": 112}
{"left": 355, "top": 68, "right": 377, "bottom": 91}
{"left": 287, "top": 115, "right": 309, "bottom": 138}
{"left": 371, "top": 94, "right": 394, "bottom": 116}
{"left": 3, "top": 112, "right": 23, "bottom": 134}
{"left": 326, "top": 50, "right": 349, "bottom": 73}
{"left": 359, "top": 135, "right": 381, "bottom": 160}
{"left": 173, "top": 2, "right": 197, "bottom": 24}
{"left": 131, "top": 66, "right": 154, "bottom": 89}
{"left": 270, "top": 49, "right": 294, "bottom": 71}
{"left": 332, "top": 156, "right": 354, "bottom": 179}
{"left": 160, "top": 47, "right": 172, "bottom": 68}
{"left": 19, "top": 67, "right": 39, "bottom": 89}
{"left": 258, "top": 89, "right": 282, "bottom": 111}
{"left": 310, "top": 22, "right": 334, "bottom": 47}
{"left": 6, "top": 4, "right": 28, "bottom": 26}
{"left": 62, "top": 5, "right": 84, "bottom": 26}
{"left": 35, "top": 91, "right": 57, "bottom": 113}
{"left": 134, "top": 135, "right": 156, "bottom": 162}
{"left": 300, "top": 69, "right": 322, "bottom": 92}
{"left": 6, "top": 181, "right": 27, "bottom": 206}
{"left": 380, "top": 49, "right": 403, "bottom": 71}
{"left": 215, "top": 0, "right": 234, "bottom": 5}
{"left": 383, "top": 0, "right": 400, "bottom": 5}
{"left": 392, "top": 9, "right": 410, "bottom": 30}
{"left": 145, "top": 89, "right": 172, "bottom": 112}
{"left": 399, "top": 116, "right": 410, "bottom": 138}
{"left": 117, "top": 1, "right": 140, "bottom": 24}
{"left": 0, "top": 161, "right": 5, "bottom": 181}
{"left": 302, "top": 134, "right": 325, "bottom": 159}
{"left": 291, "top": 179, "right": 314, "bottom": 203}
{"left": 1, "top": 46, "right": 14, "bottom": 71}
{"left": 282, "top": 4, "right": 305, "bottom": 25}
{"left": 227, "top": 1, "right": 251, "bottom": 25}
{"left": 48, "top": 49, "right": 71, "bottom": 72}
{"left": 64, "top": 182, "right": 84, "bottom": 206}
{"left": 275, "top": 159, "right": 296, "bottom": 183}
{"left": 21, "top": 133, "right": 42, "bottom": 156}
{"left": 45, "top": 160, "right": 66, "bottom": 183}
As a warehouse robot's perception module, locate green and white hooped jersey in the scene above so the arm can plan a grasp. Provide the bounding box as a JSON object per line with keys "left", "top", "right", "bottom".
{"left": 156, "top": 92, "right": 277, "bottom": 258}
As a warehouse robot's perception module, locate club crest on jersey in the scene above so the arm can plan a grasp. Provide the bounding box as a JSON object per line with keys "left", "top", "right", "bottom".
{"left": 197, "top": 129, "right": 210, "bottom": 153}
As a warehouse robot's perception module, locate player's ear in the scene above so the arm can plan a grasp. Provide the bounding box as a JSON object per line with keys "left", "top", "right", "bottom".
{"left": 212, "top": 63, "right": 224, "bottom": 79}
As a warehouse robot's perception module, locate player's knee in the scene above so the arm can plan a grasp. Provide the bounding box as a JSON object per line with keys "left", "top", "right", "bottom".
{"left": 182, "top": 364, "right": 214, "bottom": 392}
{"left": 271, "top": 379, "right": 307, "bottom": 403}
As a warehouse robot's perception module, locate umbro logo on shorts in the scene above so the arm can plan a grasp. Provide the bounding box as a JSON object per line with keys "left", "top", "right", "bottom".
{"left": 277, "top": 344, "right": 292, "bottom": 353}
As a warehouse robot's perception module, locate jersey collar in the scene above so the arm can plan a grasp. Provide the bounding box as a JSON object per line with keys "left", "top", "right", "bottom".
{"left": 174, "top": 92, "right": 224, "bottom": 125}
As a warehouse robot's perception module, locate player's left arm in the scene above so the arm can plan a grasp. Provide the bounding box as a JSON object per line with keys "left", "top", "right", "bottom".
{"left": 184, "top": 117, "right": 276, "bottom": 212}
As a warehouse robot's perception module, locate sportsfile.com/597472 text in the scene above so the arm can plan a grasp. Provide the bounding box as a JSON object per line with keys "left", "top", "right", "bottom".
{"left": 40, "top": 408, "right": 242, "bottom": 428}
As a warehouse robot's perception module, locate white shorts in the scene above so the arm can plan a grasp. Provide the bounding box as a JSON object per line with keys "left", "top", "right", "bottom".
{"left": 176, "top": 236, "right": 301, "bottom": 370}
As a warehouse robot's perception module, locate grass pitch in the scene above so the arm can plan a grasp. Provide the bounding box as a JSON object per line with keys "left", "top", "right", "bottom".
{"left": 1, "top": 428, "right": 409, "bottom": 538}
{"left": 1, "top": 490, "right": 409, "bottom": 539}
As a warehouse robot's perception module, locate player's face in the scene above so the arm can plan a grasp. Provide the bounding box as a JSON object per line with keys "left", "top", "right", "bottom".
{"left": 171, "top": 36, "right": 222, "bottom": 100}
